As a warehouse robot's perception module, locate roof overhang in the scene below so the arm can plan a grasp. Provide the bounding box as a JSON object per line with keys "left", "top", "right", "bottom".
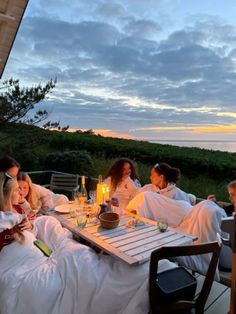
{"left": 0, "top": 0, "right": 29, "bottom": 79}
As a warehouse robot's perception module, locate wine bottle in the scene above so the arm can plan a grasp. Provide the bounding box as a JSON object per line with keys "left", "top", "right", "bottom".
{"left": 79, "top": 175, "right": 88, "bottom": 207}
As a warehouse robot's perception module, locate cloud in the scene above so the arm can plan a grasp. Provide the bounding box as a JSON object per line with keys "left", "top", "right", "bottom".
{"left": 3, "top": 0, "right": 236, "bottom": 143}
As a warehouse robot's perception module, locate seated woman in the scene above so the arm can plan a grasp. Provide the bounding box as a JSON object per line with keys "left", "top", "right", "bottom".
{"left": 17, "top": 171, "right": 69, "bottom": 213}
{"left": 218, "top": 180, "right": 236, "bottom": 270}
{"left": 0, "top": 172, "right": 174, "bottom": 314}
{"left": 137, "top": 162, "right": 196, "bottom": 205}
{"left": 103, "top": 158, "right": 141, "bottom": 213}
{"left": 0, "top": 155, "right": 20, "bottom": 177}
{"left": 127, "top": 182, "right": 227, "bottom": 274}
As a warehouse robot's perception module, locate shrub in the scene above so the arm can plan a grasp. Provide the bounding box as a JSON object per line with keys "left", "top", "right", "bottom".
{"left": 45, "top": 150, "right": 94, "bottom": 175}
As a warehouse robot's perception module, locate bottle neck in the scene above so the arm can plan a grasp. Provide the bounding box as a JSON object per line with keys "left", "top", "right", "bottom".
{"left": 81, "top": 176, "right": 85, "bottom": 185}
{"left": 98, "top": 175, "right": 103, "bottom": 184}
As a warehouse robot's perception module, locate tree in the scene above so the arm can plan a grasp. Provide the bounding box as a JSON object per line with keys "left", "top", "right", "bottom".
{"left": 0, "top": 78, "right": 59, "bottom": 130}
{"left": 0, "top": 78, "right": 69, "bottom": 156}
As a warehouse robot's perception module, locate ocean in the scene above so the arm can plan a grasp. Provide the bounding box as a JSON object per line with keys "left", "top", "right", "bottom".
{"left": 150, "top": 140, "right": 236, "bottom": 153}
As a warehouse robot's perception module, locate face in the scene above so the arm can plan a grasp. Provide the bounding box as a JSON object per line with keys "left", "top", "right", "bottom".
{"left": 6, "top": 166, "right": 19, "bottom": 178}
{"left": 10, "top": 180, "right": 21, "bottom": 205}
{"left": 122, "top": 162, "right": 131, "bottom": 177}
{"left": 150, "top": 168, "right": 167, "bottom": 189}
{"left": 18, "top": 180, "right": 30, "bottom": 198}
{"left": 228, "top": 187, "right": 236, "bottom": 205}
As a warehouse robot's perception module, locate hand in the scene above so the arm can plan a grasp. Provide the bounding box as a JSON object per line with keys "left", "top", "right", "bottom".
{"left": 18, "top": 217, "right": 33, "bottom": 231}
{"left": 27, "top": 210, "right": 37, "bottom": 221}
{"left": 207, "top": 194, "right": 216, "bottom": 202}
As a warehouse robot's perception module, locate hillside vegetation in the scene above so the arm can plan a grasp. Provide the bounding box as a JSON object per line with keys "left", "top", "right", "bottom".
{"left": 1, "top": 125, "right": 236, "bottom": 201}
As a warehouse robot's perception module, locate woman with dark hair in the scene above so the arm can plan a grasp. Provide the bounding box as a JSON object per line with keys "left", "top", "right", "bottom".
{"left": 104, "top": 158, "right": 141, "bottom": 212}
{"left": 137, "top": 162, "right": 196, "bottom": 205}
{"left": 0, "top": 155, "right": 20, "bottom": 177}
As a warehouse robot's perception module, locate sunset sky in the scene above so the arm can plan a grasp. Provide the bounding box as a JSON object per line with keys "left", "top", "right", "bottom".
{"left": 3, "top": 0, "right": 236, "bottom": 146}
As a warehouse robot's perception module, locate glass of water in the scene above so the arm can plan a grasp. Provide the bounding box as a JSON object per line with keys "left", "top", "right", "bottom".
{"left": 77, "top": 213, "right": 87, "bottom": 230}
{"left": 157, "top": 218, "right": 168, "bottom": 232}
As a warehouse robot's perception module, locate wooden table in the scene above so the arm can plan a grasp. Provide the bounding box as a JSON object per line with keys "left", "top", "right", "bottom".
{"left": 49, "top": 211, "right": 196, "bottom": 265}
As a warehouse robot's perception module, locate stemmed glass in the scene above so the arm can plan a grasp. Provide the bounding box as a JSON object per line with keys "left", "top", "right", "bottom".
{"left": 89, "top": 190, "right": 96, "bottom": 204}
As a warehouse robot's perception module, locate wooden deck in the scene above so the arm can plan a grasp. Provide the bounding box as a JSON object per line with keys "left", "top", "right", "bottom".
{"left": 195, "top": 274, "right": 230, "bottom": 313}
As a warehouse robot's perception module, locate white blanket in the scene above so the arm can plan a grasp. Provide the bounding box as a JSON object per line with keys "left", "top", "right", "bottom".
{"left": 127, "top": 192, "right": 226, "bottom": 275}
{"left": 127, "top": 191, "right": 192, "bottom": 227}
{"left": 0, "top": 215, "right": 175, "bottom": 314}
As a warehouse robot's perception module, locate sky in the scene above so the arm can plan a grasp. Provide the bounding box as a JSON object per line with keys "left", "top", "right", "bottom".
{"left": 2, "top": 0, "right": 236, "bottom": 148}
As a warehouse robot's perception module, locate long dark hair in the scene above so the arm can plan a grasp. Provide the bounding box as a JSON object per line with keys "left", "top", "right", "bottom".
{"left": 153, "top": 162, "right": 180, "bottom": 183}
{"left": 0, "top": 155, "right": 20, "bottom": 172}
{"left": 105, "top": 158, "right": 139, "bottom": 191}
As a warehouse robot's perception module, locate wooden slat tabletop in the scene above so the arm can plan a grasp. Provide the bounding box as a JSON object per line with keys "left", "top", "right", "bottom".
{"left": 49, "top": 211, "right": 196, "bottom": 265}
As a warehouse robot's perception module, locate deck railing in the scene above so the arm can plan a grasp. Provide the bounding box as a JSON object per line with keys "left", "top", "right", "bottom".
{"left": 27, "top": 170, "right": 98, "bottom": 192}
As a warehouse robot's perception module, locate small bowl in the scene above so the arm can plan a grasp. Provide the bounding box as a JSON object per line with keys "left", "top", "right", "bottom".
{"left": 99, "top": 212, "right": 120, "bottom": 229}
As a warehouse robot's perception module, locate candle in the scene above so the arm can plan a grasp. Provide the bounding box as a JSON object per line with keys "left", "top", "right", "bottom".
{"left": 106, "top": 187, "right": 110, "bottom": 201}
{"left": 96, "top": 183, "right": 108, "bottom": 205}
{"left": 102, "top": 186, "right": 106, "bottom": 204}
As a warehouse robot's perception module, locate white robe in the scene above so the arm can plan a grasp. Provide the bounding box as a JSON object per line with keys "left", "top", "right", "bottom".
{"left": 104, "top": 176, "right": 140, "bottom": 213}
{"left": 33, "top": 184, "right": 69, "bottom": 211}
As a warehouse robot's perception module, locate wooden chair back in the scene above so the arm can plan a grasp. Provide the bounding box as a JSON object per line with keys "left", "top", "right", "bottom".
{"left": 149, "top": 241, "right": 221, "bottom": 314}
{"left": 50, "top": 173, "right": 79, "bottom": 196}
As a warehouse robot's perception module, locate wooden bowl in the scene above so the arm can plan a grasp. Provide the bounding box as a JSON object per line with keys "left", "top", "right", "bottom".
{"left": 99, "top": 212, "right": 120, "bottom": 229}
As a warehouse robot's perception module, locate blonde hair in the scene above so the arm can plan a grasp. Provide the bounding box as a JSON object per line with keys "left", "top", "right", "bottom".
{"left": 17, "top": 171, "right": 40, "bottom": 210}
{"left": 0, "top": 172, "right": 25, "bottom": 244}
{"left": 228, "top": 180, "right": 236, "bottom": 190}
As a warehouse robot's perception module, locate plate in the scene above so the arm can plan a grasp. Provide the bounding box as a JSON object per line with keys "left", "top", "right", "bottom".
{"left": 54, "top": 203, "right": 78, "bottom": 213}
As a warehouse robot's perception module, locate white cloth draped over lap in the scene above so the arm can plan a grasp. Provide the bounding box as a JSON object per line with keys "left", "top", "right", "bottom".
{"left": 127, "top": 192, "right": 226, "bottom": 275}
{"left": 0, "top": 215, "right": 175, "bottom": 314}
{"left": 127, "top": 191, "right": 192, "bottom": 227}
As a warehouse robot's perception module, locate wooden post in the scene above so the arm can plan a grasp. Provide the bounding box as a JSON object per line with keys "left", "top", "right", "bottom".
{"left": 230, "top": 213, "right": 236, "bottom": 314}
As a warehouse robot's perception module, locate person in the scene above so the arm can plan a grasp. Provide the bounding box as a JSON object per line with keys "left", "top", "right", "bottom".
{"left": 0, "top": 155, "right": 20, "bottom": 177}
{"left": 0, "top": 171, "right": 175, "bottom": 314}
{"left": 136, "top": 162, "right": 196, "bottom": 205}
{"left": 0, "top": 172, "right": 34, "bottom": 250}
{"left": 218, "top": 180, "right": 236, "bottom": 270}
{"left": 103, "top": 158, "right": 141, "bottom": 212}
{"left": 127, "top": 187, "right": 227, "bottom": 275}
{"left": 228, "top": 180, "right": 236, "bottom": 207}
{"left": 17, "top": 171, "right": 69, "bottom": 213}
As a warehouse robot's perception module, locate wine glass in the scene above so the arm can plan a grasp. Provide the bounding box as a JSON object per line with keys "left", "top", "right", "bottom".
{"left": 89, "top": 190, "right": 96, "bottom": 204}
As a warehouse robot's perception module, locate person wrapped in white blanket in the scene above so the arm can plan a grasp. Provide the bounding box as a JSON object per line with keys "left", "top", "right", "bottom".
{"left": 127, "top": 162, "right": 227, "bottom": 275}
{"left": 103, "top": 158, "right": 141, "bottom": 214}
{"left": 17, "top": 171, "right": 69, "bottom": 214}
{"left": 0, "top": 172, "right": 175, "bottom": 314}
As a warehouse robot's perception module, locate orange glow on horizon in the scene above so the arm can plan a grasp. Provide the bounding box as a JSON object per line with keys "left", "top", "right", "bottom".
{"left": 132, "top": 124, "right": 236, "bottom": 134}
{"left": 67, "top": 128, "right": 134, "bottom": 139}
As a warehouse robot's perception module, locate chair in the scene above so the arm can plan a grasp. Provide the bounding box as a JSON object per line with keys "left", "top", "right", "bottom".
{"left": 149, "top": 241, "right": 221, "bottom": 314}
{"left": 50, "top": 173, "right": 80, "bottom": 198}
